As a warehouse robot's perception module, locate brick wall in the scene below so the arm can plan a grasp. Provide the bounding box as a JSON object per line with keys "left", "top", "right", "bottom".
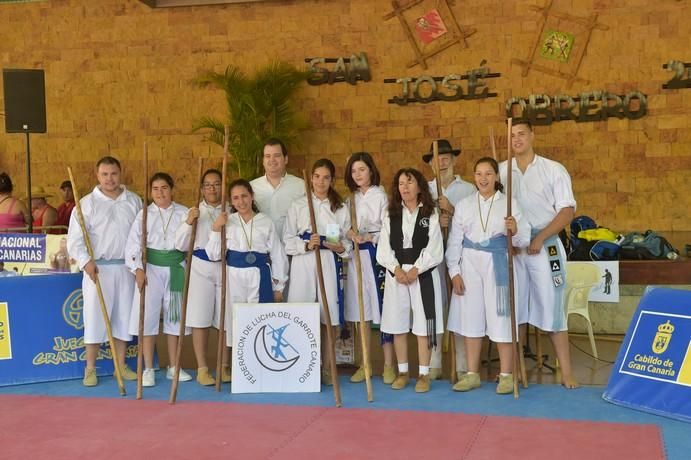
{"left": 0, "top": 0, "right": 689, "bottom": 232}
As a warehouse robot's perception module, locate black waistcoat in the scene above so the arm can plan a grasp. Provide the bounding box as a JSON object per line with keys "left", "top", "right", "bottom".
{"left": 388, "top": 207, "right": 437, "bottom": 348}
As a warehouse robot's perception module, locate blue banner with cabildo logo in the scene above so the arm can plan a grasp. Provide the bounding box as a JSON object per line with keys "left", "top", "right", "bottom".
{"left": 0, "top": 274, "right": 139, "bottom": 386}
{"left": 603, "top": 287, "right": 691, "bottom": 423}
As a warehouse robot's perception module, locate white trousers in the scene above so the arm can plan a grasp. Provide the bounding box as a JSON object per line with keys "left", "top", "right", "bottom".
{"left": 513, "top": 239, "right": 568, "bottom": 332}
{"left": 288, "top": 250, "right": 341, "bottom": 326}
{"left": 185, "top": 256, "right": 222, "bottom": 329}
{"left": 448, "top": 248, "right": 516, "bottom": 343}
{"left": 380, "top": 264, "right": 444, "bottom": 337}
{"left": 82, "top": 264, "right": 134, "bottom": 344}
{"left": 128, "top": 264, "right": 191, "bottom": 337}
{"left": 345, "top": 249, "right": 382, "bottom": 324}
{"left": 226, "top": 265, "right": 263, "bottom": 346}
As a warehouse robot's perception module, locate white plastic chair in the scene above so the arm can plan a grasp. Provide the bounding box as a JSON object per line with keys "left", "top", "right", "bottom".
{"left": 565, "top": 262, "right": 601, "bottom": 359}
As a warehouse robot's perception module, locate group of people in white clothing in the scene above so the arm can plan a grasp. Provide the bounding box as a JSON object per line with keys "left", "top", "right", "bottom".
{"left": 68, "top": 121, "right": 580, "bottom": 393}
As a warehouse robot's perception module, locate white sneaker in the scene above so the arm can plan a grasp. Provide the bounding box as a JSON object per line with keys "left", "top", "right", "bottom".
{"left": 166, "top": 366, "right": 192, "bottom": 382}
{"left": 142, "top": 368, "right": 155, "bottom": 387}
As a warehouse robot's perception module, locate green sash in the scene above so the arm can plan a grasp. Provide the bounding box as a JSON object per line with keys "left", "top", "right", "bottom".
{"left": 146, "top": 248, "right": 185, "bottom": 323}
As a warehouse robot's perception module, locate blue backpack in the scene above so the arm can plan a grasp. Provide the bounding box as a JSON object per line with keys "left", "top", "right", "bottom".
{"left": 589, "top": 240, "right": 620, "bottom": 261}
{"left": 569, "top": 216, "right": 596, "bottom": 254}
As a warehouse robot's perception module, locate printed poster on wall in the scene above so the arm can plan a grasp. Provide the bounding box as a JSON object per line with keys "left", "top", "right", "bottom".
{"left": 588, "top": 261, "right": 619, "bottom": 303}
{"left": 232, "top": 302, "right": 320, "bottom": 394}
{"left": 0, "top": 233, "right": 79, "bottom": 276}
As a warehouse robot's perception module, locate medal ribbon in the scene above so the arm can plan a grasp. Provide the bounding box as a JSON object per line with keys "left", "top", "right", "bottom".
{"left": 477, "top": 192, "right": 495, "bottom": 243}
{"left": 238, "top": 213, "right": 254, "bottom": 252}
{"left": 157, "top": 204, "right": 175, "bottom": 242}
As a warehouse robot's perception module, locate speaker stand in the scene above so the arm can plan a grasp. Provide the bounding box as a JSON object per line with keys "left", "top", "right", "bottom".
{"left": 24, "top": 130, "right": 33, "bottom": 233}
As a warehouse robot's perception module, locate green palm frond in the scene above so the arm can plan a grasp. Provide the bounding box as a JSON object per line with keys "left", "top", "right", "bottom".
{"left": 193, "top": 61, "right": 309, "bottom": 179}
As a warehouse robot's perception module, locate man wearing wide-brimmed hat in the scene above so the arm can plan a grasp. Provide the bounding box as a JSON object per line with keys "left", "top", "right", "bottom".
{"left": 28, "top": 186, "right": 58, "bottom": 234}
{"left": 422, "top": 139, "right": 474, "bottom": 381}
{"left": 422, "top": 139, "right": 475, "bottom": 226}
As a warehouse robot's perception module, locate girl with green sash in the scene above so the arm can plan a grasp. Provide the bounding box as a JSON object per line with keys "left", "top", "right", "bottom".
{"left": 126, "top": 172, "right": 191, "bottom": 387}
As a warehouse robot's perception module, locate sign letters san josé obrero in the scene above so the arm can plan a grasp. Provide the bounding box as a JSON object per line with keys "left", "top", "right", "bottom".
{"left": 233, "top": 303, "right": 321, "bottom": 394}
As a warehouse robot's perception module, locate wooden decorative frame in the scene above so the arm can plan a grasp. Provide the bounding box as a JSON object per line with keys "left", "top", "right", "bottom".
{"left": 383, "top": 0, "right": 476, "bottom": 70}
{"left": 511, "top": 0, "right": 608, "bottom": 88}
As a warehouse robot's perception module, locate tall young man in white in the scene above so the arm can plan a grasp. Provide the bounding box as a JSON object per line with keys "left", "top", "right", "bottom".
{"left": 499, "top": 121, "right": 579, "bottom": 389}
{"left": 67, "top": 156, "right": 142, "bottom": 387}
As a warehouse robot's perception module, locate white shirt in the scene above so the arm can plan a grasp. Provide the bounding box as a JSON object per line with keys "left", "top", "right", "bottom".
{"left": 174, "top": 200, "right": 228, "bottom": 252}
{"left": 445, "top": 191, "right": 531, "bottom": 279}
{"left": 283, "top": 194, "right": 351, "bottom": 258}
{"left": 125, "top": 202, "right": 189, "bottom": 272}
{"left": 205, "top": 211, "right": 289, "bottom": 291}
{"left": 250, "top": 173, "right": 305, "bottom": 240}
{"left": 428, "top": 175, "right": 476, "bottom": 207}
{"left": 67, "top": 185, "right": 142, "bottom": 269}
{"left": 348, "top": 185, "right": 388, "bottom": 245}
{"left": 499, "top": 155, "right": 576, "bottom": 230}
{"left": 376, "top": 205, "right": 443, "bottom": 274}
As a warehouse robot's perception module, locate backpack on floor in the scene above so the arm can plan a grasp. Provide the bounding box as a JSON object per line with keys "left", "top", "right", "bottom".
{"left": 589, "top": 240, "right": 620, "bottom": 261}
{"left": 568, "top": 216, "right": 597, "bottom": 258}
{"left": 619, "top": 230, "right": 679, "bottom": 260}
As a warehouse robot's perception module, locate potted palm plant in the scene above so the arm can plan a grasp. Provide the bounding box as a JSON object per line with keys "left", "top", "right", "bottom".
{"left": 193, "top": 61, "right": 310, "bottom": 179}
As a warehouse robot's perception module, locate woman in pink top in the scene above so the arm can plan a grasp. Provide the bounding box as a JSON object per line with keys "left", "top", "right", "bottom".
{"left": 0, "top": 173, "right": 30, "bottom": 232}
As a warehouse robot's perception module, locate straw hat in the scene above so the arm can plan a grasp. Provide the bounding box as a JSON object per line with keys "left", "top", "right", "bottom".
{"left": 25, "top": 186, "right": 54, "bottom": 200}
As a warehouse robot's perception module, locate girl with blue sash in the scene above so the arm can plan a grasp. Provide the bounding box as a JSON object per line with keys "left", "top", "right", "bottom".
{"left": 344, "top": 152, "right": 396, "bottom": 385}
{"left": 445, "top": 157, "right": 530, "bottom": 394}
{"left": 284, "top": 159, "right": 351, "bottom": 385}
{"left": 126, "top": 172, "right": 191, "bottom": 387}
{"left": 377, "top": 168, "right": 444, "bottom": 394}
{"left": 206, "top": 179, "right": 289, "bottom": 357}
{"left": 174, "top": 168, "right": 230, "bottom": 387}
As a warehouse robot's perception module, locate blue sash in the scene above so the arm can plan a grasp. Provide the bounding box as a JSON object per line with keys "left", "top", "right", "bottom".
{"left": 531, "top": 228, "right": 567, "bottom": 330}
{"left": 302, "top": 232, "right": 345, "bottom": 328}
{"left": 193, "top": 249, "right": 211, "bottom": 261}
{"left": 225, "top": 250, "right": 273, "bottom": 303}
{"left": 359, "top": 241, "right": 393, "bottom": 345}
{"left": 463, "top": 236, "right": 510, "bottom": 317}
{"left": 95, "top": 258, "right": 125, "bottom": 265}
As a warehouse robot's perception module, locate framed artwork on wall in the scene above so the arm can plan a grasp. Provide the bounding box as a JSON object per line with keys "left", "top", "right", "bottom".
{"left": 512, "top": 0, "right": 608, "bottom": 88}
{"left": 383, "top": 0, "right": 476, "bottom": 69}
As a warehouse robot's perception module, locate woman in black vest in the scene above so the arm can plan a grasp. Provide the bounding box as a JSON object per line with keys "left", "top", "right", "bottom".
{"left": 376, "top": 168, "right": 444, "bottom": 393}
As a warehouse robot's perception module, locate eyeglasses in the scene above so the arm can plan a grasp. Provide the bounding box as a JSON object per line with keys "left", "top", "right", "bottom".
{"left": 202, "top": 182, "right": 222, "bottom": 189}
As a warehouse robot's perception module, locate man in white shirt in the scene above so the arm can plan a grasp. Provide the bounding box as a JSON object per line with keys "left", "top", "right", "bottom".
{"left": 67, "top": 156, "right": 142, "bottom": 387}
{"left": 423, "top": 139, "right": 474, "bottom": 381}
{"left": 424, "top": 139, "right": 476, "bottom": 230}
{"left": 250, "top": 138, "right": 305, "bottom": 241}
{"left": 499, "top": 121, "right": 579, "bottom": 389}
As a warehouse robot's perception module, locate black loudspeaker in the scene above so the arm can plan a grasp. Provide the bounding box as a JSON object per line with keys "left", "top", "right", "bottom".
{"left": 3, "top": 68, "right": 47, "bottom": 133}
